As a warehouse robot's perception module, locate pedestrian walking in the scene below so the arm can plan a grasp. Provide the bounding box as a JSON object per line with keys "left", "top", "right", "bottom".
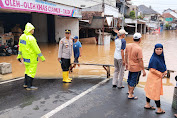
{"left": 125, "top": 32, "right": 146, "bottom": 99}
{"left": 70, "top": 36, "right": 82, "bottom": 72}
{"left": 17, "top": 23, "right": 46, "bottom": 90}
{"left": 144, "top": 44, "right": 167, "bottom": 114}
{"left": 58, "top": 29, "right": 73, "bottom": 83}
{"left": 112, "top": 29, "right": 127, "bottom": 89}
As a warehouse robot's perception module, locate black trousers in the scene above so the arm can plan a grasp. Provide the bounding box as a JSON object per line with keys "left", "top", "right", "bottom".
{"left": 146, "top": 97, "right": 161, "bottom": 108}
{"left": 61, "top": 58, "right": 71, "bottom": 71}
{"left": 24, "top": 74, "right": 34, "bottom": 88}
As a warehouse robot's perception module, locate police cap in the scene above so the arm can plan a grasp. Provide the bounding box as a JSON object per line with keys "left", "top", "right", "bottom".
{"left": 65, "top": 29, "right": 71, "bottom": 33}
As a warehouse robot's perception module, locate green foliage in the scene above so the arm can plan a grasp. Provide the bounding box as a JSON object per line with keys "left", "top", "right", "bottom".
{"left": 129, "top": 11, "right": 135, "bottom": 19}
{"left": 138, "top": 15, "right": 143, "bottom": 19}
{"left": 165, "top": 23, "right": 170, "bottom": 28}
{"left": 165, "top": 23, "right": 171, "bottom": 30}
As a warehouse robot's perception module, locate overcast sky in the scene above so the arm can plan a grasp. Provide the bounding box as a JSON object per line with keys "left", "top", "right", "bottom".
{"left": 131, "top": 0, "right": 177, "bottom": 14}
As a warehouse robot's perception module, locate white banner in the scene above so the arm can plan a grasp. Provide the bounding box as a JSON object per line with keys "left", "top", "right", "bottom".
{"left": 0, "top": 0, "right": 82, "bottom": 17}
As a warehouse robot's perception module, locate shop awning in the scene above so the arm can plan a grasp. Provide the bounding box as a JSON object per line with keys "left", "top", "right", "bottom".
{"left": 80, "top": 16, "right": 104, "bottom": 29}
{"left": 89, "top": 16, "right": 104, "bottom": 29}
{"left": 126, "top": 24, "right": 135, "bottom": 27}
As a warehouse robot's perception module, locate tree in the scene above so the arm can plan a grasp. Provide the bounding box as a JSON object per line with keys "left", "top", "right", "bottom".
{"left": 129, "top": 11, "right": 135, "bottom": 19}
{"left": 138, "top": 15, "right": 143, "bottom": 19}
{"left": 165, "top": 23, "right": 171, "bottom": 30}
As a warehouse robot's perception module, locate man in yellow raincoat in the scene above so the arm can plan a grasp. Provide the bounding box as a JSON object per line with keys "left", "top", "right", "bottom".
{"left": 17, "top": 23, "right": 45, "bottom": 90}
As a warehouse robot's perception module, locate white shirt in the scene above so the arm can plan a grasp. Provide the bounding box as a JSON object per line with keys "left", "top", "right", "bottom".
{"left": 114, "top": 38, "right": 122, "bottom": 60}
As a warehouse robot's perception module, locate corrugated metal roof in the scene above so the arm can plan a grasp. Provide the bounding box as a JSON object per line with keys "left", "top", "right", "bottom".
{"left": 138, "top": 5, "right": 158, "bottom": 15}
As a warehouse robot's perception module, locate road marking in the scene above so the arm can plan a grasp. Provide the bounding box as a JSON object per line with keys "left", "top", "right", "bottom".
{"left": 0, "top": 77, "right": 24, "bottom": 85}
{"left": 41, "top": 78, "right": 110, "bottom": 118}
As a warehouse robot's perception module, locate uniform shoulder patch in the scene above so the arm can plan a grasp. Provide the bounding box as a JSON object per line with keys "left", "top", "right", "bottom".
{"left": 60, "top": 41, "right": 63, "bottom": 44}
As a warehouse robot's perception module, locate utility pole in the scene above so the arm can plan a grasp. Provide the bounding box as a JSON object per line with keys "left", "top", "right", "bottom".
{"left": 121, "top": 0, "right": 125, "bottom": 29}
{"left": 102, "top": 0, "right": 104, "bottom": 45}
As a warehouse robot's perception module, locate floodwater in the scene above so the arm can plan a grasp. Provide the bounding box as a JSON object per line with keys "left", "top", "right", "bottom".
{"left": 0, "top": 30, "right": 177, "bottom": 102}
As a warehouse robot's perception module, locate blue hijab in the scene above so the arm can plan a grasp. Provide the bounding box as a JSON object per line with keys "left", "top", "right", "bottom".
{"left": 148, "top": 44, "right": 167, "bottom": 73}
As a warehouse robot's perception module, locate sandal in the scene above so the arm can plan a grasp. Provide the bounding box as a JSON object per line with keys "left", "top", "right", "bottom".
{"left": 144, "top": 106, "right": 156, "bottom": 110}
{"left": 156, "top": 111, "right": 165, "bottom": 114}
{"left": 128, "top": 96, "right": 138, "bottom": 100}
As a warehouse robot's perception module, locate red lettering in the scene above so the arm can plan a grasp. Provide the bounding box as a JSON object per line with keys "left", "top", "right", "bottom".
{"left": 5, "top": 0, "right": 9, "bottom": 6}
{"left": 53, "top": 8, "right": 58, "bottom": 13}
{"left": 27, "top": 3, "right": 32, "bottom": 9}
{"left": 24, "top": 2, "right": 27, "bottom": 8}
{"left": 37, "top": 4, "right": 42, "bottom": 10}
{"left": 5, "top": 0, "right": 20, "bottom": 7}
{"left": 9, "top": 0, "right": 15, "bottom": 7}
{"left": 26, "top": 2, "right": 30, "bottom": 9}
{"left": 16, "top": 1, "right": 20, "bottom": 7}
{"left": 9, "top": 0, "right": 12, "bottom": 6}
{"left": 50, "top": 7, "right": 54, "bottom": 12}
{"left": 36, "top": 4, "right": 46, "bottom": 11}
{"left": 32, "top": 4, "right": 36, "bottom": 9}
{"left": 24, "top": 2, "right": 36, "bottom": 9}
{"left": 48, "top": 6, "right": 51, "bottom": 12}
{"left": 48, "top": 7, "right": 60, "bottom": 13}
{"left": 44, "top": 6, "right": 47, "bottom": 11}
{"left": 63, "top": 9, "right": 70, "bottom": 14}
{"left": 13, "top": 0, "right": 16, "bottom": 7}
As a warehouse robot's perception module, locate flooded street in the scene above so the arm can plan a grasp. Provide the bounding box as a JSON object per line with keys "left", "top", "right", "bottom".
{"left": 0, "top": 30, "right": 177, "bottom": 117}
{"left": 1, "top": 30, "right": 177, "bottom": 79}
{"left": 1, "top": 30, "right": 177, "bottom": 78}
{"left": 0, "top": 30, "right": 177, "bottom": 102}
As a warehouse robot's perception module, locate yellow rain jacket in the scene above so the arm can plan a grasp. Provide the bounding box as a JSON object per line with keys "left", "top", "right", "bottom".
{"left": 17, "top": 23, "right": 45, "bottom": 78}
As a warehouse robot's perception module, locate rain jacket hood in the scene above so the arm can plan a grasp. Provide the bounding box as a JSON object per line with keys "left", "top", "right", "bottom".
{"left": 17, "top": 23, "right": 45, "bottom": 77}
{"left": 24, "top": 23, "right": 35, "bottom": 34}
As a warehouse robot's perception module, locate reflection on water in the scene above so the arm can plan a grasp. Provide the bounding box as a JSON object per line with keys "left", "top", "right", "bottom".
{"left": 0, "top": 30, "right": 177, "bottom": 102}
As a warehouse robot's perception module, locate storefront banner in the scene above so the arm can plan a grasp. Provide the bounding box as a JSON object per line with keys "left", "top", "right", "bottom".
{"left": 0, "top": 0, "right": 82, "bottom": 18}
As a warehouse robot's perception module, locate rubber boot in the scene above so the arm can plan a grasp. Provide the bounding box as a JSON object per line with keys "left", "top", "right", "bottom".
{"left": 23, "top": 74, "right": 28, "bottom": 88}
{"left": 26, "top": 75, "right": 31, "bottom": 88}
{"left": 62, "top": 71, "right": 71, "bottom": 83}
{"left": 26, "top": 76, "right": 38, "bottom": 90}
{"left": 31, "top": 77, "right": 34, "bottom": 86}
{"left": 67, "top": 71, "right": 72, "bottom": 81}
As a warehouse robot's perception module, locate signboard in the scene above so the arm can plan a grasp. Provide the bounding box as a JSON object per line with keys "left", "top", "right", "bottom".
{"left": 143, "top": 17, "right": 149, "bottom": 21}
{"left": 166, "top": 18, "right": 173, "bottom": 22}
{"left": 0, "top": 0, "right": 82, "bottom": 18}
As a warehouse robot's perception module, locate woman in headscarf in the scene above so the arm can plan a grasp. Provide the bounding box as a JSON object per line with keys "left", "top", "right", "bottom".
{"left": 144, "top": 44, "right": 167, "bottom": 114}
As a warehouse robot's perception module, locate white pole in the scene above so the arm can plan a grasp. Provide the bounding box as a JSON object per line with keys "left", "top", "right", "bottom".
{"left": 121, "top": 0, "right": 125, "bottom": 29}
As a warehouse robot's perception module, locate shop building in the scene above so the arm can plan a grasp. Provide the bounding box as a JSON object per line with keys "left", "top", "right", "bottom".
{"left": 0, "top": 0, "right": 82, "bottom": 46}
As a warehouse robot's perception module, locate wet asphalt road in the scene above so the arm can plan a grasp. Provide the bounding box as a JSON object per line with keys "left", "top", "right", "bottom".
{"left": 0, "top": 78, "right": 176, "bottom": 118}
{"left": 0, "top": 78, "right": 102, "bottom": 118}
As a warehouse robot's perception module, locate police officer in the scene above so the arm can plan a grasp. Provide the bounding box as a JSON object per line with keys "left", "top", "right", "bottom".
{"left": 58, "top": 29, "right": 73, "bottom": 83}
{"left": 17, "top": 23, "right": 45, "bottom": 90}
